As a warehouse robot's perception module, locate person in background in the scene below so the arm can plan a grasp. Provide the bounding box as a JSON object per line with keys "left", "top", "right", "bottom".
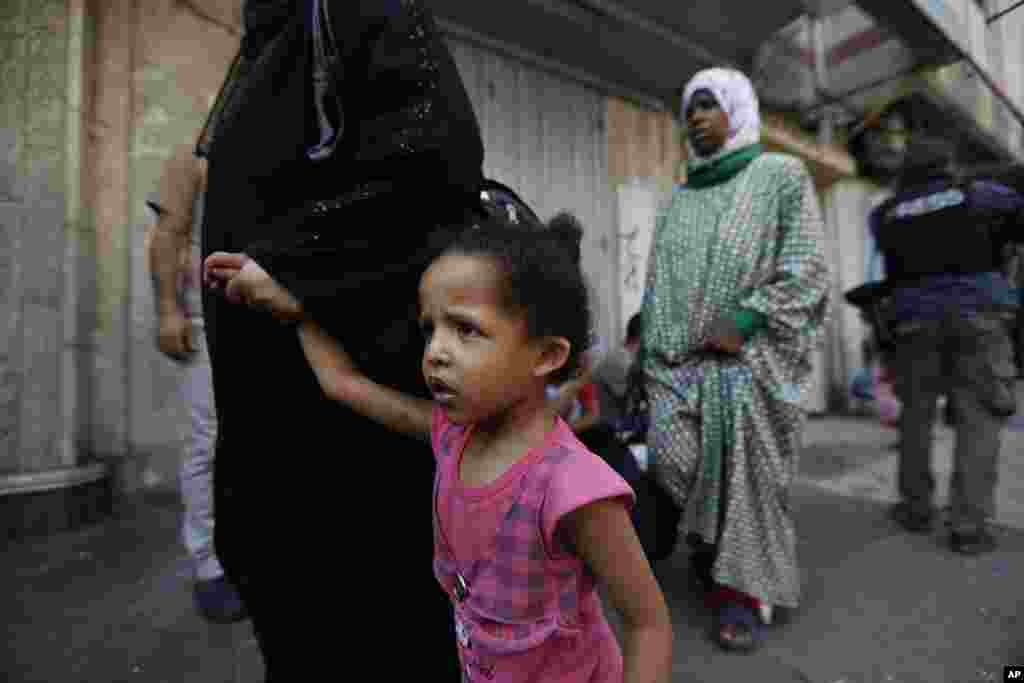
{"left": 640, "top": 67, "right": 830, "bottom": 651}
{"left": 146, "top": 143, "right": 246, "bottom": 624}
{"left": 594, "top": 313, "right": 645, "bottom": 440}
{"left": 872, "top": 135, "right": 1023, "bottom": 555}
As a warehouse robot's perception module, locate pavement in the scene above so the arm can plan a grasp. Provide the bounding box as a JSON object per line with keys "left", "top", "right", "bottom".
{"left": 3, "top": 387, "right": 1023, "bottom": 683}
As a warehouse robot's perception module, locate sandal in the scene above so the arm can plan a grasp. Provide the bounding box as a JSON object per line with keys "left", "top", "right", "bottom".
{"left": 714, "top": 602, "right": 763, "bottom": 653}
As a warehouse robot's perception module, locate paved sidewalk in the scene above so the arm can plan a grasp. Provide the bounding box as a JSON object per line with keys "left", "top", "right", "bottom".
{"left": 2, "top": 406, "right": 1023, "bottom": 683}
{"left": 801, "top": 385, "right": 1024, "bottom": 531}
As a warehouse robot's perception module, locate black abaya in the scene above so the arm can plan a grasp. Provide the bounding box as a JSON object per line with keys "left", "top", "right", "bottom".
{"left": 200, "top": 3, "right": 483, "bottom": 679}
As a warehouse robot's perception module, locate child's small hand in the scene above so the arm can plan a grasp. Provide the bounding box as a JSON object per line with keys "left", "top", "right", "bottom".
{"left": 228, "top": 260, "right": 303, "bottom": 321}
{"left": 204, "top": 251, "right": 248, "bottom": 294}
{"left": 204, "top": 252, "right": 304, "bottom": 323}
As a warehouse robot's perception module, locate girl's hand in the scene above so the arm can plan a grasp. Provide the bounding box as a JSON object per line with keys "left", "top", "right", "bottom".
{"left": 204, "top": 252, "right": 304, "bottom": 323}
{"left": 203, "top": 251, "right": 248, "bottom": 292}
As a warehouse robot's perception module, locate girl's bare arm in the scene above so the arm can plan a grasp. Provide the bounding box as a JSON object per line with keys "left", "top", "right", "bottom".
{"left": 297, "top": 320, "right": 432, "bottom": 441}
{"left": 568, "top": 499, "right": 673, "bottom": 683}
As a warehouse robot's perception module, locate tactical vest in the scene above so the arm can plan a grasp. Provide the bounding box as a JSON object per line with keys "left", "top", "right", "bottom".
{"left": 874, "top": 180, "right": 1003, "bottom": 283}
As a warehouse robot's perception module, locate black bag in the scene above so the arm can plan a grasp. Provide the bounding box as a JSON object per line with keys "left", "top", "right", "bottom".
{"left": 631, "top": 474, "right": 683, "bottom": 563}
{"left": 844, "top": 281, "right": 896, "bottom": 350}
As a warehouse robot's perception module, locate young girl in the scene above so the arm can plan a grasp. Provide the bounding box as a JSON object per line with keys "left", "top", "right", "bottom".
{"left": 218, "top": 220, "right": 673, "bottom": 682}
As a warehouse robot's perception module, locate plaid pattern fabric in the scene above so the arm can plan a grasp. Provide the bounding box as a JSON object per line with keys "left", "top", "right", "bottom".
{"left": 431, "top": 419, "right": 588, "bottom": 657}
{"left": 642, "top": 153, "right": 829, "bottom": 608}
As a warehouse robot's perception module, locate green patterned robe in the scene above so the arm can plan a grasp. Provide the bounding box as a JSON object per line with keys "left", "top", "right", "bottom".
{"left": 641, "top": 152, "right": 830, "bottom": 608}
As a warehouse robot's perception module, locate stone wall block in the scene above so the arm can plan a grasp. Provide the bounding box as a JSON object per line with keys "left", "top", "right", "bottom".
{"left": 25, "top": 0, "right": 67, "bottom": 33}
{"left": 0, "top": 364, "right": 19, "bottom": 469}
{"left": 16, "top": 303, "right": 61, "bottom": 472}
{"left": 23, "top": 35, "right": 66, "bottom": 149}
{"left": 22, "top": 146, "right": 65, "bottom": 205}
{"left": 19, "top": 202, "right": 64, "bottom": 310}
{"left": 0, "top": 0, "right": 28, "bottom": 34}
{"left": 129, "top": 317, "right": 184, "bottom": 491}
{"left": 0, "top": 206, "right": 25, "bottom": 465}
{"left": 0, "top": 32, "right": 27, "bottom": 116}
{"left": 24, "top": 23, "right": 67, "bottom": 66}
{"left": 89, "top": 339, "right": 127, "bottom": 460}
{"left": 73, "top": 225, "right": 99, "bottom": 339}
{"left": 0, "top": 203, "right": 20, "bottom": 320}
{"left": 0, "top": 128, "right": 23, "bottom": 204}
{"left": 0, "top": 35, "right": 27, "bottom": 203}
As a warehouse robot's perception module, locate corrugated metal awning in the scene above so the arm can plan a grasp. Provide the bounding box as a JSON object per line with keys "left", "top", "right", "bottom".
{"left": 856, "top": 0, "right": 1024, "bottom": 162}
{"left": 430, "top": 0, "right": 807, "bottom": 110}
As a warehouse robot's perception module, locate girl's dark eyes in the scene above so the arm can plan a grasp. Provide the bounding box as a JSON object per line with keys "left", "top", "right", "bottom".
{"left": 418, "top": 319, "right": 479, "bottom": 339}
{"left": 455, "top": 321, "right": 480, "bottom": 337}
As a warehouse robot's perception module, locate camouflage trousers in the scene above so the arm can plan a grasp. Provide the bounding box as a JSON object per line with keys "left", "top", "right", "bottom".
{"left": 889, "top": 308, "right": 1017, "bottom": 532}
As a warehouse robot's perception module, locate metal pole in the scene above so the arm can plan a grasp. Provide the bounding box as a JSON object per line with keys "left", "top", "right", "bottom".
{"left": 987, "top": 0, "right": 1024, "bottom": 25}
{"left": 811, "top": 15, "right": 834, "bottom": 145}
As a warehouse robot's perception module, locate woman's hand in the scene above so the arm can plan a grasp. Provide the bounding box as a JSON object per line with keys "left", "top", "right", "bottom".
{"left": 204, "top": 252, "right": 304, "bottom": 323}
{"left": 703, "top": 317, "right": 744, "bottom": 355}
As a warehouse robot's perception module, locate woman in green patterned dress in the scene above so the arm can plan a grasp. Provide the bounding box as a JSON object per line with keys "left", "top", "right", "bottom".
{"left": 640, "top": 68, "right": 830, "bottom": 652}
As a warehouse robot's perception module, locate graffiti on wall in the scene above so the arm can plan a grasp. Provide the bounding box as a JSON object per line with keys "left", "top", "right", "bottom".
{"left": 616, "top": 181, "right": 658, "bottom": 337}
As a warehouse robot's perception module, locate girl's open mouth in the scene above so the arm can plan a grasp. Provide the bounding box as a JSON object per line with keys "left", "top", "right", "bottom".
{"left": 427, "top": 377, "right": 457, "bottom": 403}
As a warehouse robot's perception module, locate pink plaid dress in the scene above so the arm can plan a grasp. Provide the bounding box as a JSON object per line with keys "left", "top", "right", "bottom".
{"left": 431, "top": 408, "right": 633, "bottom": 682}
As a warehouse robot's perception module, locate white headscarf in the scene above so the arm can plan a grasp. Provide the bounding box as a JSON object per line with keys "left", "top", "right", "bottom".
{"left": 681, "top": 68, "right": 761, "bottom": 168}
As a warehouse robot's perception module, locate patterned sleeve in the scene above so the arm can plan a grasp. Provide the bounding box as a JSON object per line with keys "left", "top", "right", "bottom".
{"left": 739, "top": 157, "right": 831, "bottom": 344}
{"left": 541, "top": 448, "right": 634, "bottom": 558}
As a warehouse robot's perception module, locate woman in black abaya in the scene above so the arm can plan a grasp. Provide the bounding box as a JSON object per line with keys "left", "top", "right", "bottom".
{"left": 197, "top": 2, "right": 484, "bottom": 678}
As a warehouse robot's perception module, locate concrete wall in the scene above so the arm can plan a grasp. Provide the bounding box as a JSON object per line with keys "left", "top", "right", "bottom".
{"left": 0, "top": 0, "right": 240, "bottom": 493}
{"left": 0, "top": 0, "right": 81, "bottom": 476}
{"left": 449, "top": 39, "right": 620, "bottom": 350}
{"left": 83, "top": 0, "right": 239, "bottom": 492}
{"left": 67, "top": 7, "right": 619, "bottom": 493}
{"left": 984, "top": 0, "right": 1024, "bottom": 152}
{"left": 605, "top": 97, "right": 684, "bottom": 339}
{"left": 0, "top": 1, "right": 877, "bottom": 501}
{"left": 819, "top": 178, "right": 890, "bottom": 408}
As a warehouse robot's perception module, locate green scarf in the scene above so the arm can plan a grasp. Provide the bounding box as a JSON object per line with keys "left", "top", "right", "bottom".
{"left": 687, "top": 143, "right": 763, "bottom": 189}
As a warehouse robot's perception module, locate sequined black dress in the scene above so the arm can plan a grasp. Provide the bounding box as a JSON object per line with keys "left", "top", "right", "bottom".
{"left": 200, "top": 3, "right": 482, "bottom": 678}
